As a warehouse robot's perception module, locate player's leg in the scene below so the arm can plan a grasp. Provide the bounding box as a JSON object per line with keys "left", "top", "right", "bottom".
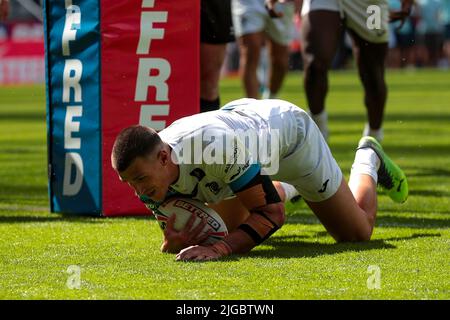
{"left": 231, "top": 0, "right": 266, "bottom": 98}
{"left": 266, "top": 40, "right": 289, "bottom": 98}
{"left": 284, "top": 111, "right": 377, "bottom": 241}
{"left": 263, "top": 2, "right": 294, "bottom": 99}
{"left": 350, "top": 30, "right": 388, "bottom": 141}
{"left": 200, "top": 43, "right": 227, "bottom": 111}
{"left": 237, "top": 32, "right": 265, "bottom": 98}
{"left": 284, "top": 105, "right": 407, "bottom": 241}
{"left": 301, "top": 10, "right": 343, "bottom": 139}
{"left": 329, "top": 0, "right": 390, "bottom": 140}
{"left": 306, "top": 136, "right": 408, "bottom": 242}
{"left": 200, "top": 0, "right": 234, "bottom": 112}
{"left": 444, "top": 24, "right": 450, "bottom": 65}
{"left": 306, "top": 178, "right": 376, "bottom": 242}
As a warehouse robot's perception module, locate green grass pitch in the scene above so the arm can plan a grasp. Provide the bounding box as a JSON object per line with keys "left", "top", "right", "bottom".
{"left": 0, "top": 69, "right": 449, "bottom": 299}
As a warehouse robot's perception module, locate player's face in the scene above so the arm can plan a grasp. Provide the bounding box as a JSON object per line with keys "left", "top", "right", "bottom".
{"left": 117, "top": 155, "right": 171, "bottom": 202}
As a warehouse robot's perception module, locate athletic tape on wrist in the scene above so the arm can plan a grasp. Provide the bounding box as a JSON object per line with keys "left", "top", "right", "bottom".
{"left": 211, "top": 240, "right": 232, "bottom": 256}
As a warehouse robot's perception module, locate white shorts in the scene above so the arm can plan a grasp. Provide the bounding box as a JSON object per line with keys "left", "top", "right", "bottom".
{"left": 231, "top": 0, "right": 295, "bottom": 45}
{"left": 271, "top": 107, "right": 343, "bottom": 202}
{"left": 301, "top": 0, "right": 389, "bottom": 43}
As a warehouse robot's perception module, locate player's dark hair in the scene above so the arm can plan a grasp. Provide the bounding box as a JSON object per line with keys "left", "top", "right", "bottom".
{"left": 111, "top": 125, "right": 163, "bottom": 172}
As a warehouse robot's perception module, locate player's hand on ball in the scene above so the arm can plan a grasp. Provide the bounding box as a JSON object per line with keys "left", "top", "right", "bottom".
{"left": 176, "top": 240, "right": 232, "bottom": 262}
{"left": 176, "top": 245, "right": 222, "bottom": 262}
{"left": 160, "top": 213, "right": 209, "bottom": 253}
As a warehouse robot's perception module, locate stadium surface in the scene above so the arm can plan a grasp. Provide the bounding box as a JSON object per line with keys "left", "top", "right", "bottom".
{"left": 0, "top": 69, "right": 449, "bottom": 299}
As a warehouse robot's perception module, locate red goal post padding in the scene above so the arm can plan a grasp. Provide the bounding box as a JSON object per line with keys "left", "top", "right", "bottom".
{"left": 44, "top": 0, "right": 199, "bottom": 216}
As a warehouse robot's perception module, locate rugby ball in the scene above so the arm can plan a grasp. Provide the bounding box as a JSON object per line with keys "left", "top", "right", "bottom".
{"left": 154, "top": 197, "right": 228, "bottom": 245}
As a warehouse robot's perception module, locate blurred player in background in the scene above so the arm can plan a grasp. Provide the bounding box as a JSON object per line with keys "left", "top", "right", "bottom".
{"left": 415, "top": 0, "right": 445, "bottom": 67}
{"left": 267, "top": 0, "right": 413, "bottom": 142}
{"left": 200, "top": 0, "right": 234, "bottom": 113}
{"left": 388, "top": 0, "right": 417, "bottom": 68}
{"left": 111, "top": 98, "right": 409, "bottom": 261}
{"left": 0, "top": 0, "right": 9, "bottom": 21}
{"left": 444, "top": 0, "right": 450, "bottom": 67}
{"left": 232, "top": 0, "right": 296, "bottom": 99}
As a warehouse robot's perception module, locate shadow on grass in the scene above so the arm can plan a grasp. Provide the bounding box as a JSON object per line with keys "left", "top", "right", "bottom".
{"left": 408, "top": 190, "right": 450, "bottom": 198}
{"left": 0, "top": 215, "right": 106, "bottom": 224}
{"left": 330, "top": 142, "right": 450, "bottom": 158}
{"left": 0, "top": 211, "right": 155, "bottom": 224}
{"left": 245, "top": 232, "right": 441, "bottom": 259}
{"left": 0, "top": 184, "right": 48, "bottom": 200}
{"left": 391, "top": 208, "right": 450, "bottom": 214}
{"left": 0, "top": 148, "right": 40, "bottom": 155}
{"left": 330, "top": 112, "right": 450, "bottom": 123}
{"left": 380, "top": 233, "right": 441, "bottom": 241}
{"left": 375, "top": 216, "right": 450, "bottom": 228}
{"left": 0, "top": 112, "right": 45, "bottom": 121}
{"left": 283, "top": 81, "right": 450, "bottom": 94}
{"left": 287, "top": 214, "right": 450, "bottom": 229}
{"left": 247, "top": 238, "right": 396, "bottom": 259}
{"left": 403, "top": 166, "right": 450, "bottom": 178}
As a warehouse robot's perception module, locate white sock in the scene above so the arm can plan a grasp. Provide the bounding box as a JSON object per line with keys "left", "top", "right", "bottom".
{"left": 310, "top": 110, "right": 329, "bottom": 140}
{"left": 279, "top": 182, "right": 299, "bottom": 202}
{"left": 363, "top": 123, "right": 384, "bottom": 142}
{"left": 349, "top": 148, "right": 381, "bottom": 190}
{"left": 262, "top": 88, "right": 277, "bottom": 99}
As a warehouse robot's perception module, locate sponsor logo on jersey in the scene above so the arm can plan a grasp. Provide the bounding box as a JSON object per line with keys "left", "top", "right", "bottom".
{"left": 205, "top": 181, "right": 221, "bottom": 195}
{"left": 229, "top": 166, "right": 242, "bottom": 181}
{"left": 318, "top": 179, "right": 330, "bottom": 193}
{"left": 190, "top": 168, "right": 206, "bottom": 181}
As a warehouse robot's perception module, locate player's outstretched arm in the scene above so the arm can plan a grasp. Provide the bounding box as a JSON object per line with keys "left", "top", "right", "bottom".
{"left": 219, "top": 201, "right": 285, "bottom": 254}
{"left": 223, "top": 174, "right": 285, "bottom": 254}
{"left": 176, "top": 172, "right": 285, "bottom": 261}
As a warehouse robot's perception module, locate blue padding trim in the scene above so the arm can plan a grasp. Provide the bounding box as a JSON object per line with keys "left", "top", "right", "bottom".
{"left": 47, "top": 0, "right": 101, "bottom": 214}
{"left": 229, "top": 163, "right": 260, "bottom": 192}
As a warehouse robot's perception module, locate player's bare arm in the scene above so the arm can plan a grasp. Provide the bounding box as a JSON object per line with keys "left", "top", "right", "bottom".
{"left": 389, "top": 0, "right": 414, "bottom": 29}
{"left": 224, "top": 174, "right": 285, "bottom": 253}
{"left": 176, "top": 172, "right": 285, "bottom": 261}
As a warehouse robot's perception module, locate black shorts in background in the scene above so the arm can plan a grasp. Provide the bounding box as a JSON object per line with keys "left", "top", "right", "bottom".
{"left": 396, "top": 32, "right": 415, "bottom": 48}
{"left": 201, "top": 0, "right": 234, "bottom": 44}
{"left": 445, "top": 24, "right": 450, "bottom": 41}
{"left": 424, "top": 32, "right": 444, "bottom": 52}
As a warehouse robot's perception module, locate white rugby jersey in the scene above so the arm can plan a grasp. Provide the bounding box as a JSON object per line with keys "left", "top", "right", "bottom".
{"left": 158, "top": 98, "right": 309, "bottom": 204}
